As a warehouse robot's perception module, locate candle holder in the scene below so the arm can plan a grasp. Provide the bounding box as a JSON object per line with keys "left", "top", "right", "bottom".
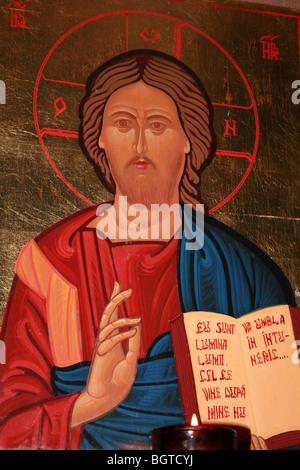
{"left": 149, "top": 423, "right": 237, "bottom": 450}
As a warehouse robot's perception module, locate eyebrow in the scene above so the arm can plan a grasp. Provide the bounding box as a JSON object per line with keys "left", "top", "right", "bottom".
{"left": 109, "top": 110, "right": 136, "bottom": 119}
{"left": 108, "top": 107, "right": 174, "bottom": 121}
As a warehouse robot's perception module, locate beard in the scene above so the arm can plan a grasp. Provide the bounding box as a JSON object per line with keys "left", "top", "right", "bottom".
{"left": 115, "top": 176, "right": 179, "bottom": 210}
{"left": 114, "top": 171, "right": 179, "bottom": 209}
{"left": 105, "top": 156, "right": 185, "bottom": 240}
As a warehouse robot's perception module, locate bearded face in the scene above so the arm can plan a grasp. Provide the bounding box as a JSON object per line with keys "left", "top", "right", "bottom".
{"left": 81, "top": 52, "right": 215, "bottom": 211}
{"left": 98, "top": 80, "right": 190, "bottom": 209}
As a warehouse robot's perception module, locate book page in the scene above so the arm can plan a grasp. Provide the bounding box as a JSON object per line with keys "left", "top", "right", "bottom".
{"left": 237, "top": 305, "right": 300, "bottom": 439}
{"left": 183, "top": 311, "right": 254, "bottom": 431}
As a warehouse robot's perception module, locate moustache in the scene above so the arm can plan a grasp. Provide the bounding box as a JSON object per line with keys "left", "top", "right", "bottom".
{"left": 126, "top": 156, "right": 154, "bottom": 168}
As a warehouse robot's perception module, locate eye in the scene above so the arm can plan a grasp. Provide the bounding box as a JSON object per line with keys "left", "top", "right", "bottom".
{"left": 115, "top": 118, "right": 132, "bottom": 132}
{"left": 117, "top": 119, "right": 129, "bottom": 128}
{"left": 150, "top": 121, "right": 166, "bottom": 132}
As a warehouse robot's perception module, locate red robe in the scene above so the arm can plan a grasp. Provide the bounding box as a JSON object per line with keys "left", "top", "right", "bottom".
{"left": 0, "top": 206, "right": 181, "bottom": 449}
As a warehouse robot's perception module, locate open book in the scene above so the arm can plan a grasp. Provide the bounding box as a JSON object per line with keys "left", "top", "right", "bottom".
{"left": 170, "top": 305, "right": 300, "bottom": 450}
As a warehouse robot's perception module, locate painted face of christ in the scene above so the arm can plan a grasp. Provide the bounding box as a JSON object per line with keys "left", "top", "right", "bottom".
{"left": 98, "top": 80, "right": 190, "bottom": 208}
{"left": 80, "top": 51, "right": 216, "bottom": 211}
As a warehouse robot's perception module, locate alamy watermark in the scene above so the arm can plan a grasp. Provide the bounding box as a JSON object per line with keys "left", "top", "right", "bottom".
{"left": 0, "top": 80, "right": 5, "bottom": 104}
{"left": 96, "top": 196, "right": 204, "bottom": 251}
{"left": 291, "top": 80, "right": 300, "bottom": 105}
{"left": 0, "top": 340, "right": 6, "bottom": 364}
{"left": 291, "top": 340, "right": 300, "bottom": 365}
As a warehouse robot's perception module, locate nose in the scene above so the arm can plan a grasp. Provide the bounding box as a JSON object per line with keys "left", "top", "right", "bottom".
{"left": 133, "top": 126, "right": 147, "bottom": 155}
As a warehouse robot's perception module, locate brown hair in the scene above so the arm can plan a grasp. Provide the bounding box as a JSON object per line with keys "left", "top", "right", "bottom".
{"left": 79, "top": 50, "right": 216, "bottom": 209}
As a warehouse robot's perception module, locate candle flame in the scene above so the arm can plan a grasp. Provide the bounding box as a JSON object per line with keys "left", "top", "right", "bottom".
{"left": 191, "top": 413, "right": 198, "bottom": 426}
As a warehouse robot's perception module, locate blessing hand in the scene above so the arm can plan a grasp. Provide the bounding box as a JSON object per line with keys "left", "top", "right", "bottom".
{"left": 71, "top": 282, "right": 141, "bottom": 427}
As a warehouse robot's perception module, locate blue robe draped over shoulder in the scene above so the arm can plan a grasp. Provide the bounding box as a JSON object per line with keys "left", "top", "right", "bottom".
{"left": 51, "top": 212, "right": 295, "bottom": 450}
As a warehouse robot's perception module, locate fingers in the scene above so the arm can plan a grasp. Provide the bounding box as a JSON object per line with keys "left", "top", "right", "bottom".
{"left": 110, "top": 280, "right": 121, "bottom": 299}
{"left": 250, "top": 435, "right": 268, "bottom": 450}
{"left": 97, "top": 327, "right": 139, "bottom": 356}
{"left": 126, "top": 323, "right": 141, "bottom": 365}
{"left": 99, "top": 317, "right": 141, "bottom": 343}
{"left": 95, "top": 282, "right": 141, "bottom": 357}
{"left": 100, "top": 282, "right": 132, "bottom": 330}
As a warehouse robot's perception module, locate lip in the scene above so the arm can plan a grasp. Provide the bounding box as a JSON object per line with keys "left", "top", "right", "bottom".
{"left": 134, "top": 160, "right": 149, "bottom": 169}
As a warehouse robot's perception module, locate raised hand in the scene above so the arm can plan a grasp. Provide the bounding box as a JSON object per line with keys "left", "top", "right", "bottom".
{"left": 71, "top": 282, "right": 141, "bottom": 428}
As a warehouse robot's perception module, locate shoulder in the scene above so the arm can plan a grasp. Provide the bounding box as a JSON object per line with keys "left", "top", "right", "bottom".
{"left": 204, "top": 215, "right": 295, "bottom": 306}
{"left": 203, "top": 215, "right": 280, "bottom": 268}
{"left": 14, "top": 206, "right": 98, "bottom": 286}
{"left": 179, "top": 212, "right": 295, "bottom": 309}
{"left": 34, "top": 205, "right": 97, "bottom": 252}
{"left": 203, "top": 215, "right": 266, "bottom": 254}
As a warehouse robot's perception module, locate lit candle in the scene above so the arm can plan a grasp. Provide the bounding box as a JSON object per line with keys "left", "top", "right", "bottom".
{"left": 149, "top": 414, "right": 237, "bottom": 450}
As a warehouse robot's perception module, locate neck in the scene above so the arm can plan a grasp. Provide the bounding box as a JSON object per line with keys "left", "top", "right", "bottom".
{"left": 100, "top": 193, "right": 182, "bottom": 242}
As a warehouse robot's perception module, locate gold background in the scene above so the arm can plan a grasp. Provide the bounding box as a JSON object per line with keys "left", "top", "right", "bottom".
{"left": 0, "top": 0, "right": 299, "bottom": 325}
